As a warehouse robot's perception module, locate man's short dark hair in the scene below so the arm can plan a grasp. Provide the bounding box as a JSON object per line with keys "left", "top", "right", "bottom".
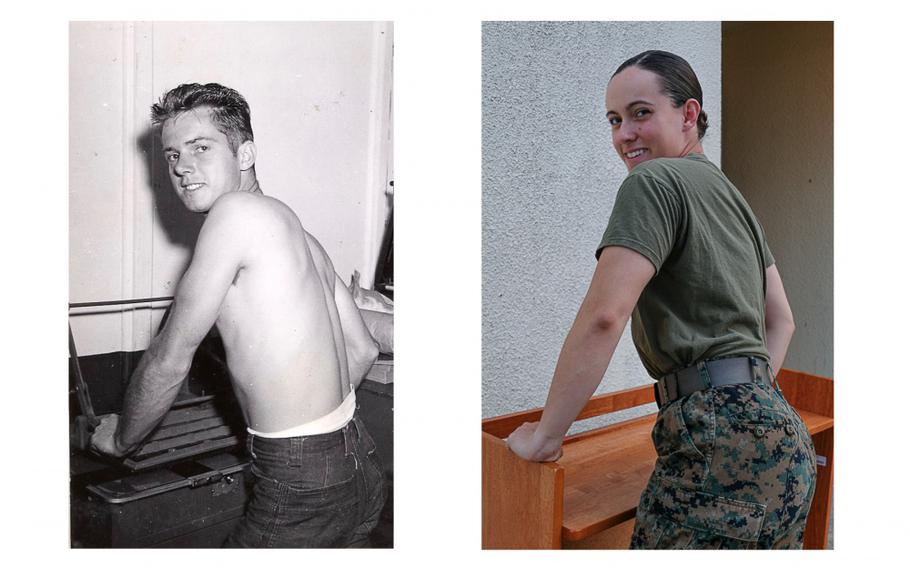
{"left": 151, "top": 83, "right": 254, "bottom": 154}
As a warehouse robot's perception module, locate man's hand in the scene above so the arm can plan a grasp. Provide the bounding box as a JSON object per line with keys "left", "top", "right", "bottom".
{"left": 90, "top": 414, "right": 129, "bottom": 459}
{"left": 506, "top": 422, "right": 563, "bottom": 462}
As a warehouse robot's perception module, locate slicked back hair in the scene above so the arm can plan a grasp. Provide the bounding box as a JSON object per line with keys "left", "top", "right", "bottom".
{"left": 612, "top": 50, "right": 709, "bottom": 140}
{"left": 151, "top": 83, "right": 254, "bottom": 154}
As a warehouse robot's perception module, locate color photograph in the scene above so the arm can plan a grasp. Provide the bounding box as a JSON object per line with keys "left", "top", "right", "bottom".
{"left": 481, "top": 21, "right": 833, "bottom": 549}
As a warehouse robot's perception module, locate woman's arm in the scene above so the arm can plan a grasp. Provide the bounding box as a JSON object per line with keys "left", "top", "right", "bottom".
{"left": 764, "top": 264, "right": 796, "bottom": 378}
{"left": 507, "top": 246, "right": 655, "bottom": 461}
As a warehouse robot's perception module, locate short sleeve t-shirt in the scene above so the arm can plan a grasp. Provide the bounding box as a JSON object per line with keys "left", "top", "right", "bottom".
{"left": 596, "top": 153, "right": 774, "bottom": 379}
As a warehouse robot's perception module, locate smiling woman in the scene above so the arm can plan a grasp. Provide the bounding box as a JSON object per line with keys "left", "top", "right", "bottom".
{"left": 503, "top": 49, "right": 816, "bottom": 549}
{"left": 605, "top": 51, "right": 706, "bottom": 172}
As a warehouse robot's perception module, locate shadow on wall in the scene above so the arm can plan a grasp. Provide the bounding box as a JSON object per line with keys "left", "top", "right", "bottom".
{"left": 136, "top": 125, "right": 204, "bottom": 253}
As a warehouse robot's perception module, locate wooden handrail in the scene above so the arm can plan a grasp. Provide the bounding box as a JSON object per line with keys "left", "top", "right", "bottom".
{"left": 482, "top": 383, "right": 655, "bottom": 439}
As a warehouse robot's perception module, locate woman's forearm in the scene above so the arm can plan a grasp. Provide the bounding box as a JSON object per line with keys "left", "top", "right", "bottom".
{"left": 765, "top": 318, "right": 795, "bottom": 378}
{"left": 533, "top": 309, "right": 628, "bottom": 451}
{"left": 763, "top": 264, "right": 795, "bottom": 378}
{"left": 510, "top": 246, "right": 655, "bottom": 462}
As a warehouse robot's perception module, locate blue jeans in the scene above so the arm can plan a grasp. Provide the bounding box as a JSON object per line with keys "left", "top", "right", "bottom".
{"left": 223, "top": 412, "right": 386, "bottom": 547}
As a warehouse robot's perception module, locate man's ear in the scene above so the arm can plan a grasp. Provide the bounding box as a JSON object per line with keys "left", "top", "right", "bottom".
{"left": 681, "top": 98, "right": 701, "bottom": 133}
{"left": 237, "top": 140, "right": 257, "bottom": 171}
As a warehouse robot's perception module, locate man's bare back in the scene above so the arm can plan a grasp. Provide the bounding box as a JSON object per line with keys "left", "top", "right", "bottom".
{"left": 91, "top": 100, "right": 378, "bottom": 456}
{"left": 88, "top": 84, "right": 386, "bottom": 548}
{"left": 211, "top": 191, "right": 350, "bottom": 432}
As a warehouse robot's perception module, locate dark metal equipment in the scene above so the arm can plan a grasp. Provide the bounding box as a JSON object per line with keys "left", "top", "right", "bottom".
{"left": 69, "top": 297, "right": 250, "bottom": 548}
{"left": 69, "top": 296, "right": 394, "bottom": 548}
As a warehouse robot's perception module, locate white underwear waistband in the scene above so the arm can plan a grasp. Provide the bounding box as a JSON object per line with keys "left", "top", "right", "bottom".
{"left": 247, "top": 387, "right": 356, "bottom": 438}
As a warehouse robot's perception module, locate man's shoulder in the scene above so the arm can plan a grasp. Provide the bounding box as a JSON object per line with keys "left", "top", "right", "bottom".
{"left": 207, "top": 191, "right": 296, "bottom": 225}
{"left": 209, "top": 190, "right": 274, "bottom": 211}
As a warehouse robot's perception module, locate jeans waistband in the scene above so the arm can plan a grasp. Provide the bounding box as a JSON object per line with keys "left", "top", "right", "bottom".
{"left": 248, "top": 411, "right": 365, "bottom": 455}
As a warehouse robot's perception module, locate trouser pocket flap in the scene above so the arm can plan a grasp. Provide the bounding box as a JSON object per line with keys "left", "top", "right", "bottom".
{"left": 649, "top": 483, "right": 766, "bottom": 542}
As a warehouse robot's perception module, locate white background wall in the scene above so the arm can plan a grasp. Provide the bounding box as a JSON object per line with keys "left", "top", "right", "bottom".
{"left": 69, "top": 22, "right": 393, "bottom": 355}
{"left": 482, "top": 21, "right": 722, "bottom": 425}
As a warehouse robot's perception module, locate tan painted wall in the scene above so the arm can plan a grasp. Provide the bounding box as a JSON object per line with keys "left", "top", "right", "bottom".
{"left": 722, "top": 22, "right": 833, "bottom": 376}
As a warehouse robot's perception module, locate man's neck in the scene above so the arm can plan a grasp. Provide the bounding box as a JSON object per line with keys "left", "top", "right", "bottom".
{"left": 238, "top": 174, "right": 263, "bottom": 195}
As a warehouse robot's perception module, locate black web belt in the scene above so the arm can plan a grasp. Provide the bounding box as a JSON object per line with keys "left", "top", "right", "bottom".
{"left": 654, "top": 356, "right": 774, "bottom": 408}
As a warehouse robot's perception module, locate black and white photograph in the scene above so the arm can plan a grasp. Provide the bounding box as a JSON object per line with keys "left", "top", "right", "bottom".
{"left": 67, "top": 21, "right": 394, "bottom": 548}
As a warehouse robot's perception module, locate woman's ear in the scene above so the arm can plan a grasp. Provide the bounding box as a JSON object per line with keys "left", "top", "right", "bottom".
{"left": 237, "top": 140, "right": 257, "bottom": 171}
{"left": 682, "top": 98, "right": 701, "bottom": 133}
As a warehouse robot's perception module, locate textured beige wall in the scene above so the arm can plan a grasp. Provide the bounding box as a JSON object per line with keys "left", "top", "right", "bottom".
{"left": 722, "top": 22, "right": 833, "bottom": 377}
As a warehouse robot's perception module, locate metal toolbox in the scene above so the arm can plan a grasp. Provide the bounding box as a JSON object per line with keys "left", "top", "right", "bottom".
{"left": 72, "top": 451, "right": 251, "bottom": 548}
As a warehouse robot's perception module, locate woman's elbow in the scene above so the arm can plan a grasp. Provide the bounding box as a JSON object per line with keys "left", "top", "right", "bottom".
{"left": 589, "top": 307, "right": 629, "bottom": 334}
{"left": 767, "top": 309, "right": 796, "bottom": 337}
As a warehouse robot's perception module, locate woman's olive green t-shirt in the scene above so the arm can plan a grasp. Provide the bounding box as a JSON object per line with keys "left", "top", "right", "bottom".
{"left": 596, "top": 153, "right": 773, "bottom": 379}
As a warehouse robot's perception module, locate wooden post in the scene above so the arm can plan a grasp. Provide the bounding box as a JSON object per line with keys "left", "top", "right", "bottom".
{"left": 482, "top": 432, "right": 564, "bottom": 549}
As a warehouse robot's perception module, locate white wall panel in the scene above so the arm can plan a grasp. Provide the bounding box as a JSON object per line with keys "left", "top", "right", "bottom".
{"left": 70, "top": 22, "right": 392, "bottom": 356}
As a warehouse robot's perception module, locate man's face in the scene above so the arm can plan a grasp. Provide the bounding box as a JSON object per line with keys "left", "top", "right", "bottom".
{"left": 605, "top": 66, "right": 691, "bottom": 172}
{"left": 161, "top": 107, "right": 243, "bottom": 213}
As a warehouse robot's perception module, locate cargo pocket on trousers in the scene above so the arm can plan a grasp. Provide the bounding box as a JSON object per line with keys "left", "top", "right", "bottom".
{"left": 647, "top": 482, "right": 765, "bottom": 548}
{"left": 652, "top": 393, "right": 714, "bottom": 489}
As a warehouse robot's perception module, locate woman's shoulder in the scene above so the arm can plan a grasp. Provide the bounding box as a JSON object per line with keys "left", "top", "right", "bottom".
{"left": 626, "top": 154, "right": 717, "bottom": 190}
{"left": 633, "top": 153, "right": 710, "bottom": 175}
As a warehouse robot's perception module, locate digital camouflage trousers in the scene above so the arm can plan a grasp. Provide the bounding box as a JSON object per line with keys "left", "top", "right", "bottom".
{"left": 630, "top": 383, "right": 817, "bottom": 549}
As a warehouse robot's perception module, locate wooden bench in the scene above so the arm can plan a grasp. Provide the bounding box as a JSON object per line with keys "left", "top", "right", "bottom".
{"left": 481, "top": 368, "right": 834, "bottom": 549}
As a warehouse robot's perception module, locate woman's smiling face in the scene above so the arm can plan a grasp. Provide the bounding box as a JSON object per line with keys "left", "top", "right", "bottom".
{"left": 606, "top": 66, "right": 698, "bottom": 172}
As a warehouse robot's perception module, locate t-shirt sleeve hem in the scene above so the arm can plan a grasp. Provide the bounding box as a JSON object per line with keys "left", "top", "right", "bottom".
{"left": 595, "top": 238, "right": 662, "bottom": 272}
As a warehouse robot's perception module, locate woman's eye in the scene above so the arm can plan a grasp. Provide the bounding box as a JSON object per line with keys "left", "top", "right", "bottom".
{"left": 634, "top": 108, "right": 651, "bottom": 118}
{"left": 608, "top": 116, "right": 621, "bottom": 127}
{"left": 166, "top": 153, "right": 179, "bottom": 162}
{"left": 195, "top": 145, "right": 209, "bottom": 153}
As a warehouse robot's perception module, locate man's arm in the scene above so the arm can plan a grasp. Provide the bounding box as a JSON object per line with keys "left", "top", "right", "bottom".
{"left": 507, "top": 246, "right": 655, "bottom": 462}
{"left": 92, "top": 196, "right": 246, "bottom": 457}
{"left": 334, "top": 273, "right": 379, "bottom": 389}
{"left": 764, "top": 264, "right": 796, "bottom": 378}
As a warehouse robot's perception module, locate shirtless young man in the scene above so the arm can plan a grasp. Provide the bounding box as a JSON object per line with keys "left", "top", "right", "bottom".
{"left": 90, "top": 83, "right": 385, "bottom": 547}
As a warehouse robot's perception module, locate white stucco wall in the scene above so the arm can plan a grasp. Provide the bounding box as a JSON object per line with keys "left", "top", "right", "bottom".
{"left": 482, "top": 21, "right": 722, "bottom": 428}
